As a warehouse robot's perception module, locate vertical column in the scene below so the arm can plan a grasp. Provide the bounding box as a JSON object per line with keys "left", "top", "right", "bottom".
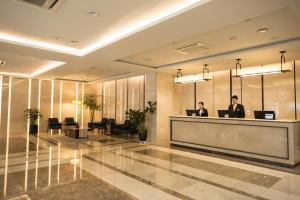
{"left": 75, "top": 82, "right": 78, "bottom": 122}
{"left": 0, "top": 76, "right": 2, "bottom": 128}
{"left": 3, "top": 77, "right": 12, "bottom": 197}
{"left": 81, "top": 83, "right": 84, "bottom": 127}
{"left": 25, "top": 78, "right": 31, "bottom": 191}
{"left": 50, "top": 80, "right": 54, "bottom": 135}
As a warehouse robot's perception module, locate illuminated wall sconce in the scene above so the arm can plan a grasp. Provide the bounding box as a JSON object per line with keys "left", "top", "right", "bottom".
{"left": 174, "top": 64, "right": 212, "bottom": 84}
{"left": 232, "top": 51, "right": 291, "bottom": 77}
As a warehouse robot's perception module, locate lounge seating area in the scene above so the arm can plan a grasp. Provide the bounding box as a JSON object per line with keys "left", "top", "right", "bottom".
{"left": 48, "top": 116, "right": 135, "bottom": 139}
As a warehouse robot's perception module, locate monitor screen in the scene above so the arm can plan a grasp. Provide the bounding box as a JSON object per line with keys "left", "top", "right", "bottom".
{"left": 218, "top": 110, "right": 229, "bottom": 118}
{"left": 186, "top": 110, "right": 197, "bottom": 116}
{"left": 254, "top": 111, "right": 275, "bottom": 120}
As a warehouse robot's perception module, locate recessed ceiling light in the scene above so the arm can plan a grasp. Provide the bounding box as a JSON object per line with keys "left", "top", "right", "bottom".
{"left": 69, "top": 40, "right": 79, "bottom": 44}
{"left": 257, "top": 28, "right": 269, "bottom": 34}
{"left": 0, "top": 60, "right": 6, "bottom": 67}
{"left": 88, "top": 10, "right": 99, "bottom": 16}
{"left": 228, "top": 36, "right": 238, "bottom": 40}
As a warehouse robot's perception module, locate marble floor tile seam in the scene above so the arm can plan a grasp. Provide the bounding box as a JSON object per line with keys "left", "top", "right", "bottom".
{"left": 0, "top": 156, "right": 74, "bottom": 172}
{"left": 108, "top": 150, "right": 269, "bottom": 200}
{"left": 137, "top": 145, "right": 286, "bottom": 178}
{"left": 151, "top": 145, "right": 289, "bottom": 177}
{"left": 0, "top": 158, "right": 73, "bottom": 175}
{"left": 111, "top": 149, "right": 272, "bottom": 194}
{"left": 133, "top": 148, "right": 281, "bottom": 188}
{"left": 83, "top": 155, "right": 197, "bottom": 200}
{"left": 82, "top": 158, "right": 181, "bottom": 200}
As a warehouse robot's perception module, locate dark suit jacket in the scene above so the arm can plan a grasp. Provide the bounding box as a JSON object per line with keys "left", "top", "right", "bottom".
{"left": 228, "top": 104, "right": 245, "bottom": 118}
{"left": 196, "top": 108, "right": 208, "bottom": 117}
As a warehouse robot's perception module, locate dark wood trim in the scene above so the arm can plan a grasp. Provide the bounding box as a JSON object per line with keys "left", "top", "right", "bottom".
{"left": 294, "top": 61, "right": 297, "bottom": 120}
{"left": 240, "top": 77, "right": 243, "bottom": 104}
{"left": 115, "top": 80, "right": 117, "bottom": 121}
{"left": 143, "top": 75, "right": 146, "bottom": 109}
{"left": 261, "top": 75, "right": 264, "bottom": 111}
{"left": 194, "top": 82, "right": 197, "bottom": 110}
{"left": 126, "top": 78, "right": 129, "bottom": 111}
{"left": 101, "top": 83, "right": 104, "bottom": 119}
{"left": 229, "top": 70, "right": 232, "bottom": 104}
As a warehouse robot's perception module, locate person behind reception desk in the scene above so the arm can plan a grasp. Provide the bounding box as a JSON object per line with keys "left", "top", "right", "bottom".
{"left": 228, "top": 95, "right": 245, "bottom": 118}
{"left": 196, "top": 101, "right": 208, "bottom": 117}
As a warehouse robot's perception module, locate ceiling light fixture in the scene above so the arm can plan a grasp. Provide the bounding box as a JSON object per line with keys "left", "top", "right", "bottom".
{"left": 174, "top": 64, "right": 212, "bottom": 84}
{"left": 0, "top": 0, "right": 210, "bottom": 57}
{"left": 257, "top": 28, "right": 269, "bottom": 34}
{"left": 232, "top": 51, "right": 291, "bottom": 77}
{"left": 88, "top": 10, "right": 99, "bottom": 16}
{"left": 233, "top": 58, "right": 242, "bottom": 77}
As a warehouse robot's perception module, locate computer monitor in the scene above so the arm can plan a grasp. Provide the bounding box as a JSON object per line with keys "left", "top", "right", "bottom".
{"left": 218, "top": 110, "right": 229, "bottom": 118}
{"left": 254, "top": 111, "right": 276, "bottom": 120}
{"left": 186, "top": 109, "right": 197, "bottom": 116}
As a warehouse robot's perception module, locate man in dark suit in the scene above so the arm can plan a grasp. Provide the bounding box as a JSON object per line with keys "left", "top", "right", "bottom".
{"left": 228, "top": 95, "right": 245, "bottom": 118}
{"left": 196, "top": 101, "right": 208, "bottom": 117}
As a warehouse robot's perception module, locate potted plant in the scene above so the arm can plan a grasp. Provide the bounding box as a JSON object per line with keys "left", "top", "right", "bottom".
{"left": 126, "top": 101, "right": 157, "bottom": 143}
{"left": 24, "top": 108, "right": 42, "bottom": 135}
{"left": 83, "top": 94, "right": 102, "bottom": 123}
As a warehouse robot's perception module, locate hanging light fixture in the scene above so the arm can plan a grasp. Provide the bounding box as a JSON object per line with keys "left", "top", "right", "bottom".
{"left": 232, "top": 51, "right": 292, "bottom": 77}
{"left": 175, "top": 69, "right": 183, "bottom": 83}
{"left": 174, "top": 64, "right": 212, "bottom": 83}
{"left": 232, "top": 58, "right": 242, "bottom": 77}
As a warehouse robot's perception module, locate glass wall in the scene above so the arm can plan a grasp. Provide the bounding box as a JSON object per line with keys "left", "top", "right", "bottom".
{"left": 40, "top": 80, "right": 51, "bottom": 132}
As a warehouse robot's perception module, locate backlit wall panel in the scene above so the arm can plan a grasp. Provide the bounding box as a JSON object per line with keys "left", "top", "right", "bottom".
{"left": 264, "top": 70, "right": 294, "bottom": 119}
{"left": 242, "top": 76, "right": 262, "bottom": 118}
{"left": 40, "top": 80, "right": 51, "bottom": 132}
{"left": 61, "top": 81, "right": 76, "bottom": 123}
{"left": 103, "top": 81, "right": 116, "bottom": 119}
{"left": 116, "top": 79, "right": 127, "bottom": 123}
{"left": 10, "top": 77, "right": 29, "bottom": 136}
{"left": 0, "top": 76, "right": 9, "bottom": 138}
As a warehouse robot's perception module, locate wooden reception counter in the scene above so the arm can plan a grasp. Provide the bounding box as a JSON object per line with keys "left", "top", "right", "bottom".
{"left": 170, "top": 115, "right": 300, "bottom": 167}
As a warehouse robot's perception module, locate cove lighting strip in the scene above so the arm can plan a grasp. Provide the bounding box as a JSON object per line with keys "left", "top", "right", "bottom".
{"left": 174, "top": 73, "right": 213, "bottom": 83}
{"left": 0, "top": 61, "right": 65, "bottom": 78}
{"left": 0, "top": 0, "right": 209, "bottom": 56}
{"left": 232, "top": 62, "right": 293, "bottom": 77}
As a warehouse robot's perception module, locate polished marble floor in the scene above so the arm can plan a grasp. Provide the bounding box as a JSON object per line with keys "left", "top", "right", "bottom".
{"left": 1, "top": 133, "right": 300, "bottom": 200}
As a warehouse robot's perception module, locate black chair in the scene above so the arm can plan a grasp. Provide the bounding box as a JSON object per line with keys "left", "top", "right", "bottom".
{"left": 88, "top": 118, "right": 108, "bottom": 131}
{"left": 112, "top": 120, "right": 132, "bottom": 137}
{"left": 106, "top": 118, "right": 115, "bottom": 134}
{"left": 48, "top": 118, "right": 62, "bottom": 133}
{"left": 63, "top": 117, "right": 78, "bottom": 126}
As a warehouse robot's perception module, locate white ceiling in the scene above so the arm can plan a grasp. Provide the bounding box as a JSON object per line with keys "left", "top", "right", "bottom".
{"left": 0, "top": 0, "right": 300, "bottom": 81}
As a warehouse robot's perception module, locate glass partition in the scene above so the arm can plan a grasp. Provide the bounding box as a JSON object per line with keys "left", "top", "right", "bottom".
{"left": 103, "top": 81, "right": 116, "bottom": 119}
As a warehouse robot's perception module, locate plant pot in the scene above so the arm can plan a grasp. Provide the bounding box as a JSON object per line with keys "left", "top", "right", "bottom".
{"left": 30, "top": 124, "right": 38, "bottom": 135}
{"left": 139, "top": 131, "right": 147, "bottom": 142}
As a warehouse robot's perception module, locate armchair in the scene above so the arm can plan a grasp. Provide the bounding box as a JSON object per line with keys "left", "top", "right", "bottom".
{"left": 112, "top": 120, "right": 132, "bottom": 137}
{"left": 48, "top": 118, "right": 62, "bottom": 133}
{"left": 63, "top": 117, "right": 78, "bottom": 126}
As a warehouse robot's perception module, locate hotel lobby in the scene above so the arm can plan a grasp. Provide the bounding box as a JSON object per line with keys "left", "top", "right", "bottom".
{"left": 1, "top": 0, "right": 300, "bottom": 199}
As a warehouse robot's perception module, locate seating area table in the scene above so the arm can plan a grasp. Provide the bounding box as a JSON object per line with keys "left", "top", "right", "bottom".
{"left": 63, "top": 126, "right": 90, "bottom": 139}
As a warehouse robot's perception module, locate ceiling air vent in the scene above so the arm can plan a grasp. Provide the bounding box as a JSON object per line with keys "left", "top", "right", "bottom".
{"left": 0, "top": 60, "right": 6, "bottom": 67}
{"left": 174, "top": 42, "right": 209, "bottom": 55}
{"left": 16, "top": 0, "right": 64, "bottom": 12}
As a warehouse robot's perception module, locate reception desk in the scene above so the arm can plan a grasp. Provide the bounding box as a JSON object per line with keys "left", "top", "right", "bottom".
{"left": 170, "top": 115, "right": 300, "bottom": 167}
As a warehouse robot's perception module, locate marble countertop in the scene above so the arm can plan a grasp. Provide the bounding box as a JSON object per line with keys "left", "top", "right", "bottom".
{"left": 169, "top": 115, "right": 299, "bottom": 123}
